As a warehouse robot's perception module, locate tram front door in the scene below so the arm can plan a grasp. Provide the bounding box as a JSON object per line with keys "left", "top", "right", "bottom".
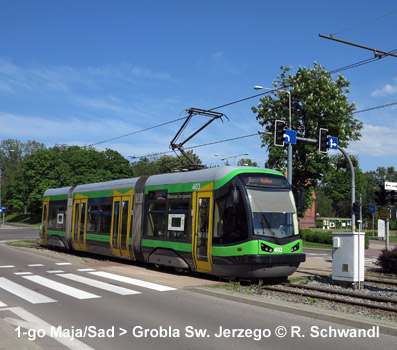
{"left": 193, "top": 191, "right": 213, "bottom": 272}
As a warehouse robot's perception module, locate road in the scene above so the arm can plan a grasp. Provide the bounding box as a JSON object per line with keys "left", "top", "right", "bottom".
{"left": 0, "top": 227, "right": 395, "bottom": 349}
{"left": 0, "top": 224, "right": 40, "bottom": 241}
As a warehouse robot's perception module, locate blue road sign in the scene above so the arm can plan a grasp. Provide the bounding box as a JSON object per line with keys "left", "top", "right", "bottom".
{"left": 0, "top": 208, "right": 3, "bottom": 213}
{"left": 370, "top": 205, "right": 376, "bottom": 214}
{"left": 328, "top": 136, "right": 338, "bottom": 150}
{"left": 284, "top": 129, "right": 296, "bottom": 144}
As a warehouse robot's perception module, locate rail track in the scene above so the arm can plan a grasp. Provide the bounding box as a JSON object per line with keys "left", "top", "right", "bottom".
{"left": 261, "top": 282, "right": 397, "bottom": 313}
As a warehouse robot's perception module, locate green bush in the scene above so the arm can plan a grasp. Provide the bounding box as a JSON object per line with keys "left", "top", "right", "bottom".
{"left": 376, "top": 247, "right": 397, "bottom": 273}
{"left": 300, "top": 229, "right": 333, "bottom": 245}
{"left": 300, "top": 229, "right": 370, "bottom": 249}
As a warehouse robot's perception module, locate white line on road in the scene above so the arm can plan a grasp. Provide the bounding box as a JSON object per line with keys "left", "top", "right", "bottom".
{"left": 0, "top": 265, "right": 15, "bottom": 268}
{"left": 77, "top": 268, "right": 96, "bottom": 272}
{"left": 14, "top": 272, "right": 33, "bottom": 275}
{"left": 22, "top": 275, "right": 101, "bottom": 300}
{"left": 46, "top": 270, "right": 65, "bottom": 274}
{"left": 0, "top": 300, "right": 7, "bottom": 307}
{"left": 28, "top": 264, "right": 44, "bottom": 267}
{"left": 55, "top": 262, "right": 72, "bottom": 265}
{"left": 0, "top": 277, "right": 57, "bottom": 304}
{"left": 1, "top": 306, "right": 95, "bottom": 350}
{"left": 57, "top": 273, "right": 141, "bottom": 295}
{"left": 88, "top": 271, "right": 177, "bottom": 292}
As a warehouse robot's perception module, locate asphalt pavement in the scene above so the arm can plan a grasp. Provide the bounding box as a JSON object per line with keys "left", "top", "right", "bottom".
{"left": 0, "top": 225, "right": 396, "bottom": 350}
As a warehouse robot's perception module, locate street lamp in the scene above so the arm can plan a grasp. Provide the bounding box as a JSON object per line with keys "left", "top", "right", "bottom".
{"left": 254, "top": 86, "right": 292, "bottom": 185}
{"left": 215, "top": 153, "right": 249, "bottom": 166}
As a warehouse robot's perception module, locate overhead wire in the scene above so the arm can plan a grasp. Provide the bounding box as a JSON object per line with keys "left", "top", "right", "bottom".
{"left": 330, "top": 10, "right": 397, "bottom": 37}
{"left": 86, "top": 116, "right": 189, "bottom": 147}
{"left": 86, "top": 42, "right": 397, "bottom": 150}
{"left": 131, "top": 102, "right": 397, "bottom": 160}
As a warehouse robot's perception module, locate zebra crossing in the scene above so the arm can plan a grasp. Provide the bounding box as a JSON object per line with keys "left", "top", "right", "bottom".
{"left": 0, "top": 262, "right": 177, "bottom": 307}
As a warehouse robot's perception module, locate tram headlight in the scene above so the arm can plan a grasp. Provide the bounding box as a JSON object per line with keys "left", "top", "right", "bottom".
{"left": 261, "top": 243, "right": 273, "bottom": 253}
{"left": 291, "top": 242, "right": 300, "bottom": 252}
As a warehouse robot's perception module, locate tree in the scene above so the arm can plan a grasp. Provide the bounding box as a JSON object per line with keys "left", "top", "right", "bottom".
{"left": 131, "top": 151, "right": 202, "bottom": 176}
{"left": 0, "top": 139, "right": 46, "bottom": 209}
{"left": 319, "top": 155, "right": 366, "bottom": 218}
{"left": 252, "top": 63, "right": 363, "bottom": 214}
{"left": 237, "top": 158, "right": 258, "bottom": 167}
{"left": 3, "top": 145, "right": 133, "bottom": 214}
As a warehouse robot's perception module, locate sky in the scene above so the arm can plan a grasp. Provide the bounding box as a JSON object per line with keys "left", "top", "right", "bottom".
{"left": 0, "top": 0, "right": 396, "bottom": 172}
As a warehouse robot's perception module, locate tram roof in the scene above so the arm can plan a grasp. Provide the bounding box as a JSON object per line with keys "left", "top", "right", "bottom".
{"left": 43, "top": 167, "right": 283, "bottom": 197}
{"left": 43, "top": 186, "right": 73, "bottom": 197}
{"left": 74, "top": 177, "right": 139, "bottom": 194}
{"left": 145, "top": 166, "right": 281, "bottom": 187}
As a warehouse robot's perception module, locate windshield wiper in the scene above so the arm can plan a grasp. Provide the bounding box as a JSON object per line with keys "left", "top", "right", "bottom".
{"left": 260, "top": 213, "right": 281, "bottom": 245}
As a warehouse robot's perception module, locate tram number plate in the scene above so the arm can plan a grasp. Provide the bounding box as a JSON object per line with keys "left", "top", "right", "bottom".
{"left": 274, "top": 247, "right": 283, "bottom": 253}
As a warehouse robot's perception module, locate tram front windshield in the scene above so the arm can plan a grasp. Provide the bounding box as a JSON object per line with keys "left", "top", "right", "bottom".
{"left": 247, "top": 188, "right": 298, "bottom": 239}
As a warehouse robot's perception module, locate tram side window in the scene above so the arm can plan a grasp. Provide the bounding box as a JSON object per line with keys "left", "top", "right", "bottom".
{"left": 213, "top": 191, "right": 248, "bottom": 244}
{"left": 167, "top": 202, "right": 190, "bottom": 241}
{"left": 146, "top": 202, "right": 167, "bottom": 238}
{"left": 99, "top": 200, "right": 112, "bottom": 234}
{"left": 87, "top": 200, "right": 99, "bottom": 233}
{"left": 48, "top": 202, "right": 66, "bottom": 231}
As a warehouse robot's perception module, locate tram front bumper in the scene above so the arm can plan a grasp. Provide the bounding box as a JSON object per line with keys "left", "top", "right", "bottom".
{"left": 211, "top": 253, "right": 306, "bottom": 279}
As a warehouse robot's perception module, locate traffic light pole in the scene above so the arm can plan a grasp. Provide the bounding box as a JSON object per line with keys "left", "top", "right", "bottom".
{"left": 258, "top": 131, "right": 356, "bottom": 233}
{"left": 259, "top": 129, "right": 360, "bottom": 288}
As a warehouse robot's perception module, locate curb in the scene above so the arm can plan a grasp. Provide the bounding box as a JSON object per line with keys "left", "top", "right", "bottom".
{"left": 190, "top": 287, "right": 397, "bottom": 337}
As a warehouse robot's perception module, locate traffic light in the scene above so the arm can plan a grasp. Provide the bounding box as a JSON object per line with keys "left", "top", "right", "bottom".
{"left": 375, "top": 185, "right": 386, "bottom": 205}
{"left": 386, "top": 190, "right": 397, "bottom": 205}
{"left": 319, "top": 128, "right": 329, "bottom": 153}
{"left": 274, "top": 120, "right": 286, "bottom": 147}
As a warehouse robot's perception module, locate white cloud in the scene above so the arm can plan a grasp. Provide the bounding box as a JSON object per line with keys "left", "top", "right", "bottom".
{"left": 211, "top": 52, "right": 240, "bottom": 74}
{"left": 0, "top": 58, "right": 174, "bottom": 96}
{"left": 371, "top": 83, "right": 397, "bottom": 97}
{"left": 348, "top": 124, "right": 397, "bottom": 157}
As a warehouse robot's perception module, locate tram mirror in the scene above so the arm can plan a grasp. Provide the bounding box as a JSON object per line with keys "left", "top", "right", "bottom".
{"left": 232, "top": 187, "right": 240, "bottom": 205}
{"left": 297, "top": 191, "right": 306, "bottom": 210}
{"left": 292, "top": 186, "right": 305, "bottom": 210}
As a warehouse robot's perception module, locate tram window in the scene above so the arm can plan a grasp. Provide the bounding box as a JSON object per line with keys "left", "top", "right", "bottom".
{"left": 87, "top": 202, "right": 99, "bottom": 233}
{"left": 48, "top": 202, "right": 66, "bottom": 230}
{"left": 213, "top": 192, "right": 248, "bottom": 244}
{"left": 167, "top": 202, "right": 190, "bottom": 241}
{"left": 99, "top": 202, "right": 112, "bottom": 234}
{"left": 147, "top": 202, "right": 167, "bottom": 238}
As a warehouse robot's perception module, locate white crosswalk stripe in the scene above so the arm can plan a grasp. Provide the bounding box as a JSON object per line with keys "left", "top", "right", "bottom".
{"left": 57, "top": 273, "right": 141, "bottom": 295}
{"left": 88, "top": 271, "right": 177, "bottom": 292}
{"left": 0, "top": 264, "right": 177, "bottom": 306}
{"left": 0, "top": 277, "right": 57, "bottom": 304}
{"left": 22, "top": 275, "right": 101, "bottom": 300}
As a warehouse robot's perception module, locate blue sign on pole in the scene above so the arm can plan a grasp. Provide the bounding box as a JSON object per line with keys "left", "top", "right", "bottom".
{"left": 328, "top": 137, "right": 338, "bottom": 150}
{"left": 370, "top": 205, "right": 376, "bottom": 214}
{"left": 284, "top": 130, "right": 296, "bottom": 144}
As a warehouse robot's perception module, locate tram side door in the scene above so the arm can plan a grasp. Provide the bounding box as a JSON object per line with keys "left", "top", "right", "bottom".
{"left": 193, "top": 191, "right": 213, "bottom": 272}
{"left": 41, "top": 199, "right": 49, "bottom": 244}
{"left": 72, "top": 198, "right": 87, "bottom": 250}
{"left": 111, "top": 196, "right": 132, "bottom": 257}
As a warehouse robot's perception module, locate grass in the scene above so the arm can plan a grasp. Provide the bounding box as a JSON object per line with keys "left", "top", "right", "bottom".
{"left": 6, "top": 240, "right": 39, "bottom": 248}
{"left": 302, "top": 241, "right": 332, "bottom": 249}
{"left": 4, "top": 213, "right": 41, "bottom": 225}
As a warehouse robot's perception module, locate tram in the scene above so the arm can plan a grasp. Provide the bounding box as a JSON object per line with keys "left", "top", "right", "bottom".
{"left": 41, "top": 167, "right": 305, "bottom": 279}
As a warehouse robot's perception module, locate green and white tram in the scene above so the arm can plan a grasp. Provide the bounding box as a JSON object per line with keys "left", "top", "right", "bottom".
{"left": 41, "top": 167, "right": 305, "bottom": 279}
